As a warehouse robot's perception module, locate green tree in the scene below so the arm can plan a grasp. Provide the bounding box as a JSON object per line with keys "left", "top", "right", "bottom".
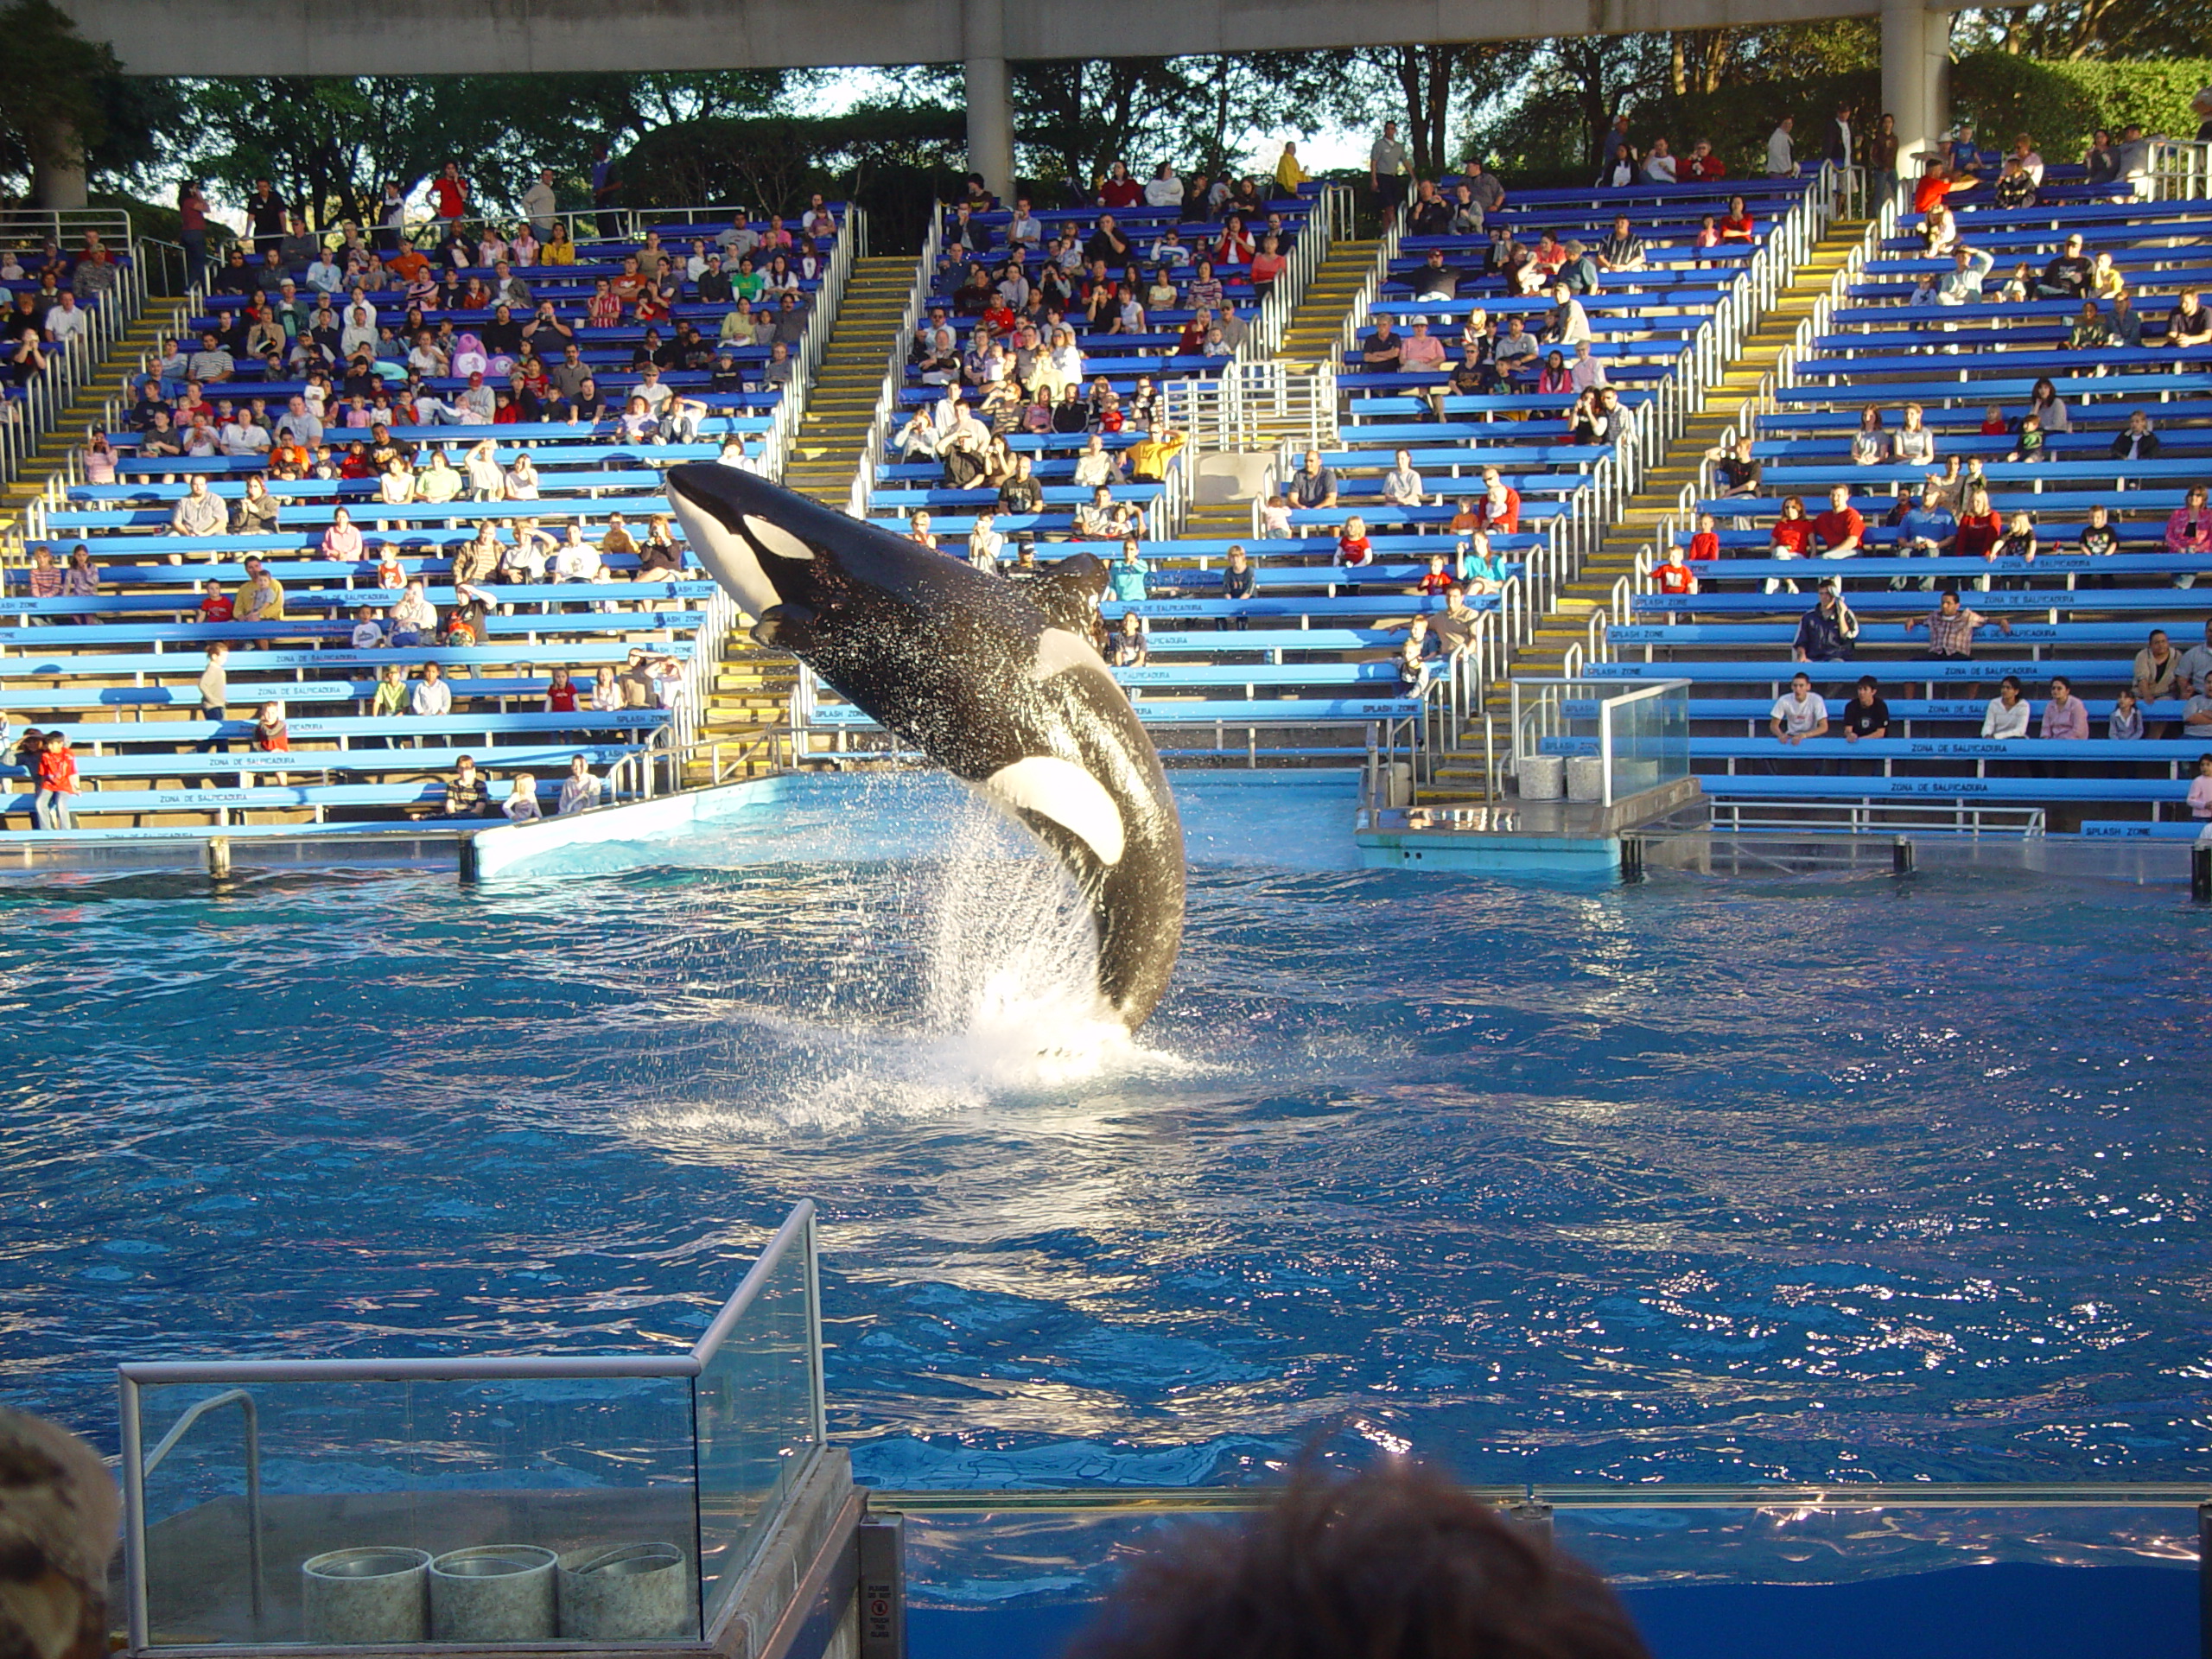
{"left": 0, "top": 0, "right": 122, "bottom": 201}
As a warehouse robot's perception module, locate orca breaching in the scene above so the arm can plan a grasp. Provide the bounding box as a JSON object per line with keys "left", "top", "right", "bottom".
{"left": 664, "top": 464, "right": 1185, "bottom": 1033}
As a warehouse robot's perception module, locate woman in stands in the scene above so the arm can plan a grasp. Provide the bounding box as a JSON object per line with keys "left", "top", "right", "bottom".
{"left": 1719, "top": 196, "right": 1755, "bottom": 244}
{"left": 1920, "top": 201, "right": 1959, "bottom": 257}
{"left": 1954, "top": 483, "right": 2005, "bottom": 578}
{"left": 1185, "top": 261, "right": 1225, "bottom": 315}
{"left": 321, "top": 505, "right": 364, "bottom": 562}
{"left": 1849, "top": 406, "right": 1891, "bottom": 466}
{"left": 1536, "top": 351, "right": 1573, "bottom": 395}
{"left": 1212, "top": 215, "right": 1255, "bottom": 267}
{"left": 1250, "top": 234, "right": 1287, "bottom": 297}
{"left": 1766, "top": 494, "right": 1815, "bottom": 594}
{"left": 2024, "top": 377, "right": 2069, "bottom": 432}
{"left": 378, "top": 455, "right": 415, "bottom": 505}
{"left": 1567, "top": 388, "right": 1605, "bottom": 446}
{"left": 1982, "top": 677, "right": 2031, "bottom": 739}
{"left": 2167, "top": 288, "right": 2212, "bottom": 348}
{"left": 231, "top": 475, "right": 280, "bottom": 536}
{"left": 2082, "top": 130, "right": 2120, "bottom": 186}
{"left": 1894, "top": 404, "right": 1936, "bottom": 467}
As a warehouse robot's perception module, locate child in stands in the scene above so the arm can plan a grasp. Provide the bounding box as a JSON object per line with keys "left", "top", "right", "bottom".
{"left": 504, "top": 772, "right": 543, "bottom": 823}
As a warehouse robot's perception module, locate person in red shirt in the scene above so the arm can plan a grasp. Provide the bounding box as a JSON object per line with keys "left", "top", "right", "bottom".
{"left": 199, "top": 585, "right": 235, "bottom": 623}
{"left": 429, "top": 162, "right": 469, "bottom": 226}
{"left": 1416, "top": 552, "right": 1454, "bottom": 594}
{"left": 543, "top": 666, "right": 582, "bottom": 713}
{"left": 1688, "top": 512, "right": 1721, "bottom": 564}
{"left": 1681, "top": 140, "right": 1727, "bottom": 182}
{"left": 1096, "top": 162, "right": 1143, "bottom": 209}
{"left": 33, "top": 733, "right": 79, "bottom": 830}
{"left": 1813, "top": 483, "right": 1866, "bottom": 558}
{"left": 1955, "top": 483, "right": 2005, "bottom": 562}
{"left": 1333, "top": 515, "right": 1374, "bottom": 594}
{"left": 1653, "top": 543, "right": 1698, "bottom": 595}
{"left": 1979, "top": 404, "right": 2007, "bottom": 436}
{"left": 1766, "top": 494, "right": 1815, "bottom": 594}
{"left": 1719, "top": 196, "right": 1755, "bottom": 242}
{"left": 252, "top": 701, "right": 290, "bottom": 753}
{"left": 1473, "top": 467, "right": 1521, "bottom": 535}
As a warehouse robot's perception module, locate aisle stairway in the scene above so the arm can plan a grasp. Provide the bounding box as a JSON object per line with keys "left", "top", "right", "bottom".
{"left": 1272, "top": 239, "right": 1378, "bottom": 372}
{"left": 779, "top": 255, "right": 915, "bottom": 506}
{"left": 1426, "top": 217, "right": 1871, "bottom": 801}
{"left": 0, "top": 311, "right": 168, "bottom": 550}
{"left": 681, "top": 639, "right": 800, "bottom": 785}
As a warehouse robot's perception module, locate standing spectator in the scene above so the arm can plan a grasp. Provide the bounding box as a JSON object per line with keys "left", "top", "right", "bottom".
{"left": 33, "top": 733, "right": 79, "bottom": 830}
{"left": 1370, "top": 121, "right": 1409, "bottom": 219}
{"left": 1827, "top": 102, "right": 1855, "bottom": 168}
{"left": 1867, "top": 113, "right": 1900, "bottom": 196}
{"left": 246, "top": 180, "right": 289, "bottom": 256}
{"left": 2190, "top": 754, "right": 2212, "bottom": 820}
{"left": 1765, "top": 116, "right": 1796, "bottom": 178}
{"left": 522, "top": 168, "right": 558, "bottom": 238}
{"left": 194, "top": 643, "right": 232, "bottom": 755}
{"left": 179, "top": 181, "right": 210, "bottom": 284}
{"left": 429, "top": 162, "right": 469, "bottom": 230}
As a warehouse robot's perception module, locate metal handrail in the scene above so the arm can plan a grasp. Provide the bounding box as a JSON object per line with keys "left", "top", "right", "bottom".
{"left": 139, "top": 1388, "right": 264, "bottom": 1624}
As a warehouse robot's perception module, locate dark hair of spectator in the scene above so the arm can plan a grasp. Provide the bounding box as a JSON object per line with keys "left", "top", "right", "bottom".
{"left": 1062, "top": 1459, "right": 1649, "bottom": 1659}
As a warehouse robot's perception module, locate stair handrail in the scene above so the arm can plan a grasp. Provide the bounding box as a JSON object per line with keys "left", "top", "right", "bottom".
{"left": 1241, "top": 184, "right": 1350, "bottom": 362}
{"left": 762, "top": 202, "right": 866, "bottom": 484}
{"left": 850, "top": 212, "right": 946, "bottom": 520}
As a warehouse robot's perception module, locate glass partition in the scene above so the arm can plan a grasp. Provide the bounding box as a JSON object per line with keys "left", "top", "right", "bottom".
{"left": 119, "top": 1201, "right": 824, "bottom": 1650}
{"left": 132, "top": 1376, "right": 698, "bottom": 1648}
{"left": 1512, "top": 678, "right": 1692, "bottom": 807}
{"left": 695, "top": 1211, "right": 824, "bottom": 1619}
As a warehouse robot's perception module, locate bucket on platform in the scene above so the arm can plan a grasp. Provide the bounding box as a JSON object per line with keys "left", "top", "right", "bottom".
{"left": 1386, "top": 762, "right": 1414, "bottom": 809}
{"left": 1565, "top": 755, "right": 1605, "bottom": 803}
{"left": 301, "top": 1548, "right": 430, "bottom": 1644}
{"left": 1518, "top": 754, "right": 1564, "bottom": 800}
{"left": 559, "top": 1543, "right": 691, "bottom": 1641}
{"left": 429, "top": 1545, "right": 558, "bottom": 1642}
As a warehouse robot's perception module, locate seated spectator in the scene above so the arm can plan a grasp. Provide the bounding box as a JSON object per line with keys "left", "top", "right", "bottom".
{"left": 232, "top": 558, "right": 285, "bottom": 622}
{"left": 444, "top": 754, "right": 494, "bottom": 817}
{"left": 1812, "top": 483, "right": 1865, "bottom": 559}
{"left": 1642, "top": 138, "right": 1677, "bottom": 184}
{"left": 504, "top": 772, "right": 543, "bottom": 823}
{"left": 1792, "top": 583, "right": 1857, "bottom": 662}
{"left": 1110, "top": 609, "right": 1148, "bottom": 667}
{"left": 2109, "top": 686, "right": 2145, "bottom": 741}
{"left": 252, "top": 700, "right": 290, "bottom": 753}
{"left": 1905, "top": 588, "right": 2011, "bottom": 658}
{"left": 2040, "top": 675, "right": 2088, "bottom": 740}
{"left": 1382, "top": 448, "right": 1426, "bottom": 510}
{"left": 2167, "top": 287, "right": 2212, "bottom": 347}
{"left": 2037, "top": 233, "right": 2092, "bottom": 300}
{"left": 1842, "top": 676, "right": 1890, "bottom": 742}
{"left": 1473, "top": 467, "right": 1520, "bottom": 535}
{"left": 1770, "top": 672, "right": 1827, "bottom": 745}
{"left": 1287, "top": 449, "right": 1338, "bottom": 511}
{"left": 1981, "top": 676, "right": 2031, "bottom": 739}
{"left": 1596, "top": 216, "right": 1646, "bottom": 271}
{"left": 1848, "top": 407, "right": 1891, "bottom": 466}
{"left": 2167, "top": 485, "right": 2212, "bottom": 588}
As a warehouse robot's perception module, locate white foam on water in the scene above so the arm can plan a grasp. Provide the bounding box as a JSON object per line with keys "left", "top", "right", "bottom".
{"left": 620, "top": 785, "right": 1197, "bottom": 1143}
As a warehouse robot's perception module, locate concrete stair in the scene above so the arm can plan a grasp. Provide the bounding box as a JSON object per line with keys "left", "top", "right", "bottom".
{"left": 779, "top": 255, "right": 917, "bottom": 507}
{"left": 1, "top": 312, "right": 168, "bottom": 548}
{"left": 1424, "top": 219, "right": 1871, "bottom": 802}
{"left": 1273, "top": 239, "right": 1376, "bottom": 372}
{"left": 680, "top": 638, "right": 802, "bottom": 785}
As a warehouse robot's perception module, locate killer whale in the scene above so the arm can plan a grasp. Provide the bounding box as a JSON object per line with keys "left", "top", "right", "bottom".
{"left": 663, "top": 463, "right": 1185, "bottom": 1031}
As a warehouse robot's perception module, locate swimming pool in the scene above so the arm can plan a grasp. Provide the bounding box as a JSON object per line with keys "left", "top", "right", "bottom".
{"left": 4, "top": 771, "right": 2207, "bottom": 1641}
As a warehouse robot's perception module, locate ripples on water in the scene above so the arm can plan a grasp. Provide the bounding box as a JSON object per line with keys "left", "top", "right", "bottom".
{"left": 3, "top": 773, "right": 2209, "bottom": 1507}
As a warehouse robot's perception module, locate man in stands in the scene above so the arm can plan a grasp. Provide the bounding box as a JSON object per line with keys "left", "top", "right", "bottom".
{"left": 1904, "top": 589, "right": 2012, "bottom": 659}
{"left": 1895, "top": 482, "right": 1957, "bottom": 589}
{"left": 1370, "top": 121, "right": 1409, "bottom": 218}
{"left": 170, "top": 475, "right": 226, "bottom": 539}
{"left": 1842, "top": 676, "right": 1890, "bottom": 741}
{"left": 2037, "top": 233, "right": 2093, "bottom": 300}
{"left": 1813, "top": 483, "right": 1866, "bottom": 561}
{"left": 1125, "top": 421, "right": 1186, "bottom": 484}
{"left": 1362, "top": 315, "right": 1403, "bottom": 372}
{"left": 1682, "top": 139, "right": 1726, "bottom": 182}
{"left": 1462, "top": 159, "right": 1506, "bottom": 217}
{"left": 2175, "top": 620, "right": 2212, "bottom": 697}
{"left": 1792, "top": 582, "right": 1857, "bottom": 664}
{"left": 1770, "top": 672, "right": 1828, "bottom": 745}
{"left": 1597, "top": 215, "right": 1646, "bottom": 271}
{"left": 1408, "top": 181, "right": 1453, "bottom": 236}
{"left": 1287, "top": 449, "right": 1338, "bottom": 512}
{"left": 246, "top": 179, "right": 288, "bottom": 255}
{"left": 1765, "top": 115, "right": 1796, "bottom": 178}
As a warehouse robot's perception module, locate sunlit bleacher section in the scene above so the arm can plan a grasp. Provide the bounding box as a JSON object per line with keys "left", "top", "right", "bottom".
{"left": 804, "top": 171, "right": 1865, "bottom": 774}
{"left": 4, "top": 207, "right": 860, "bottom": 836}
{"left": 1577, "top": 149, "right": 2212, "bottom": 836}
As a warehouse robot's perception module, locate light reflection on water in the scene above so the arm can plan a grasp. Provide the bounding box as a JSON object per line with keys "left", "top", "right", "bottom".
{"left": 1, "top": 772, "right": 2208, "bottom": 1517}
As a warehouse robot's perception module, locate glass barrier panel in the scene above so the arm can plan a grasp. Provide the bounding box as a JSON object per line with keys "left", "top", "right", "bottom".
{"left": 694, "top": 1231, "right": 821, "bottom": 1619}
{"left": 135, "top": 1375, "right": 698, "bottom": 1647}
{"left": 1606, "top": 683, "right": 1689, "bottom": 804}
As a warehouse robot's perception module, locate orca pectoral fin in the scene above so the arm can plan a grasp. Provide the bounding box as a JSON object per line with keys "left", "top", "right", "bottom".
{"left": 752, "top": 603, "right": 819, "bottom": 653}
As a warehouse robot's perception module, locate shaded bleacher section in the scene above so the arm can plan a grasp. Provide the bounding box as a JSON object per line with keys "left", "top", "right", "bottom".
{"left": 3, "top": 212, "right": 158, "bottom": 485}
{"left": 1584, "top": 156, "right": 2212, "bottom": 835}
{"left": 4, "top": 210, "right": 859, "bottom": 835}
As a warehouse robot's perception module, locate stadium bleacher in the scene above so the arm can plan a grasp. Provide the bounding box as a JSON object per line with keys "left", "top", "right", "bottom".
{"left": 6, "top": 208, "right": 855, "bottom": 834}
{"left": 1588, "top": 153, "right": 2212, "bottom": 832}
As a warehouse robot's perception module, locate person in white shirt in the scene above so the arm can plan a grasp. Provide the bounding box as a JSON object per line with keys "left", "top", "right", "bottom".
{"left": 1642, "top": 139, "right": 1677, "bottom": 184}
{"left": 219, "top": 410, "right": 271, "bottom": 455}
{"left": 350, "top": 606, "right": 386, "bottom": 649}
{"left": 1770, "top": 672, "right": 1828, "bottom": 744}
{"left": 274, "top": 396, "right": 321, "bottom": 448}
{"left": 411, "top": 662, "right": 454, "bottom": 716}
{"left": 553, "top": 526, "right": 603, "bottom": 582}
{"left": 1142, "top": 164, "right": 1183, "bottom": 208}
{"left": 304, "top": 254, "right": 343, "bottom": 295}
{"left": 1568, "top": 340, "right": 1608, "bottom": 391}
{"left": 1007, "top": 200, "right": 1042, "bottom": 248}
{"left": 1766, "top": 116, "right": 1796, "bottom": 178}
{"left": 1982, "top": 676, "right": 2031, "bottom": 739}
{"left": 522, "top": 168, "right": 558, "bottom": 235}
{"left": 557, "top": 753, "right": 603, "bottom": 814}
{"left": 47, "top": 293, "right": 90, "bottom": 347}
{"left": 388, "top": 579, "right": 437, "bottom": 644}
{"left": 340, "top": 305, "right": 378, "bottom": 359}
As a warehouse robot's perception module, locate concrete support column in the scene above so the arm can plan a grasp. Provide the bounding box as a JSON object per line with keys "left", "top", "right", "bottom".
{"left": 1881, "top": 0, "right": 1949, "bottom": 179}
{"left": 30, "top": 119, "right": 89, "bottom": 210}
{"left": 963, "top": 0, "right": 1013, "bottom": 201}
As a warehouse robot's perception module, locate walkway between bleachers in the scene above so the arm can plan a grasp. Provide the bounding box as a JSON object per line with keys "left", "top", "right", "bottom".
{"left": 781, "top": 256, "right": 924, "bottom": 506}
{"left": 1274, "top": 240, "right": 1381, "bottom": 372}
{"left": 1426, "top": 213, "right": 1871, "bottom": 802}
{"left": 0, "top": 313, "right": 168, "bottom": 550}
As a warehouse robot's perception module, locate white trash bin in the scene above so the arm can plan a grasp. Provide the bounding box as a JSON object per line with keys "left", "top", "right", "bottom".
{"left": 1565, "top": 755, "right": 1605, "bottom": 803}
{"left": 559, "top": 1543, "right": 690, "bottom": 1641}
{"left": 429, "top": 1545, "right": 557, "bottom": 1642}
{"left": 302, "top": 1548, "right": 430, "bottom": 1644}
{"left": 1518, "top": 754, "right": 1564, "bottom": 801}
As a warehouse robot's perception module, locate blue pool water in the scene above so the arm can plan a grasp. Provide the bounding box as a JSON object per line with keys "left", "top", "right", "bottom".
{"left": 3, "top": 772, "right": 2208, "bottom": 1635}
